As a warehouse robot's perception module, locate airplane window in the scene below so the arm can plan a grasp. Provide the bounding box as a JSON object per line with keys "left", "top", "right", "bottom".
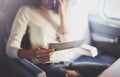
{"left": 104, "top": 0, "right": 120, "bottom": 19}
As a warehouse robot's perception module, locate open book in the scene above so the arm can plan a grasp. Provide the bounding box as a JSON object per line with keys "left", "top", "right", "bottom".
{"left": 49, "top": 40, "right": 85, "bottom": 51}
{"left": 32, "top": 40, "right": 87, "bottom": 64}
{"left": 49, "top": 47, "right": 91, "bottom": 63}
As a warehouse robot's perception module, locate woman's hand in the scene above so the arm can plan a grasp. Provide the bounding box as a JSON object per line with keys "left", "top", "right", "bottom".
{"left": 58, "top": 0, "right": 69, "bottom": 17}
{"left": 18, "top": 47, "right": 54, "bottom": 63}
{"left": 33, "top": 47, "right": 54, "bottom": 63}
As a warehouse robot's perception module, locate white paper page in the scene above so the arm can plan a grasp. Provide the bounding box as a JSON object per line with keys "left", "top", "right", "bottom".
{"left": 49, "top": 40, "right": 85, "bottom": 51}
{"left": 50, "top": 48, "right": 91, "bottom": 63}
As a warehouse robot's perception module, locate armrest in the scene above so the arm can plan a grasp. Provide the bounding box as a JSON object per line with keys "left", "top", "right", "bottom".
{"left": 14, "top": 59, "right": 46, "bottom": 77}
{"left": 81, "top": 44, "right": 98, "bottom": 57}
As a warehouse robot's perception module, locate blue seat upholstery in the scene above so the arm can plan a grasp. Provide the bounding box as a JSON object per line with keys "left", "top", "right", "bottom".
{"left": 0, "top": 7, "right": 7, "bottom": 77}
{"left": 1, "top": 0, "right": 46, "bottom": 77}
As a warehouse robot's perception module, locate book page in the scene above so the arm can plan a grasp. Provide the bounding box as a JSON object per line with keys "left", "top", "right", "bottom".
{"left": 49, "top": 48, "right": 91, "bottom": 63}
{"left": 49, "top": 40, "right": 85, "bottom": 51}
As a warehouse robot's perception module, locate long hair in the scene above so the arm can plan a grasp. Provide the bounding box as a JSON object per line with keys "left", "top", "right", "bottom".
{"left": 30, "top": 0, "right": 42, "bottom": 8}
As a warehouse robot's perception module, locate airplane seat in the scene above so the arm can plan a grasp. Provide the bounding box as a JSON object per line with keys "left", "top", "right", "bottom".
{"left": 88, "top": 0, "right": 120, "bottom": 58}
{"left": 3, "top": 0, "right": 46, "bottom": 77}
{"left": 79, "top": 0, "right": 119, "bottom": 72}
{"left": 70, "top": 0, "right": 119, "bottom": 76}
{"left": 0, "top": 4, "right": 8, "bottom": 76}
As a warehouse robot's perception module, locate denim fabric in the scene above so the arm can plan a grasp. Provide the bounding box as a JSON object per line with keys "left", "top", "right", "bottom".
{"left": 35, "top": 54, "right": 117, "bottom": 77}
{"left": 36, "top": 62, "right": 69, "bottom": 77}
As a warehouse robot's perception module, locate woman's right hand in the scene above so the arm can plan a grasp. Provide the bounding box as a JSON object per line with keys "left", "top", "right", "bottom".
{"left": 18, "top": 47, "right": 54, "bottom": 63}
{"left": 32, "top": 47, "right": 54, "bottom": 63}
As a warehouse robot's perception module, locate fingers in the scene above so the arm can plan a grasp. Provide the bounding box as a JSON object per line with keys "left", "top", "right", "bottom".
{"left": 32, "top": 52, "right": 50, "bottom": 63}
{"left": 36, "top": 47, "right": 55, "bottom": 54}
{"left": 36, "top": 52, "right": 50, "bottom": 58}
{"left": 35, "top": 48, "right": 55, "bottom": 59}
{"left": 32, "top": 47, "right": 55, "bottom": 63}
{"left": 37, "top": 55, "right": 50, "bottom": 63}
{"left": 48, "top": 48, "right": 55, "bottom": 53}
{"left": 28, "top": 47, "right": 54, "bottom": 63}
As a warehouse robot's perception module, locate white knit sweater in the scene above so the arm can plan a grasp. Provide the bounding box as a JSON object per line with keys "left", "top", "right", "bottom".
{"left": 6, "top": 3, "right": 88, "bottom": 58}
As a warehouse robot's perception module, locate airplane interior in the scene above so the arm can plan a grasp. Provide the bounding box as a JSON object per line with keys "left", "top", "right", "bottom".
{"left": 0, "top": 0, "right": 120, "bottom": 77}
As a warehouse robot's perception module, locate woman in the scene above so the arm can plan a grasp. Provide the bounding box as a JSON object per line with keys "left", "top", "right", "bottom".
{"left": 6, "top": 0, "right": 103, "bottom": 77}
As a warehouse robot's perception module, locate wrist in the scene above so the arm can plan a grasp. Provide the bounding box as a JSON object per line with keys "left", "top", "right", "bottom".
{"left": 18, "top": 49, "right": 33, "bottom": 59}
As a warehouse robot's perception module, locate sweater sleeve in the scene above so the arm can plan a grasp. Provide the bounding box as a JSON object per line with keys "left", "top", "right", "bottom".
{"left": 6, "top": 6, "right": 31, "bottom": 58}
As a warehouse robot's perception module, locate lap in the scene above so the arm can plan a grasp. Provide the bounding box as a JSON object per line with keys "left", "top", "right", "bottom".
{"left": 36, "top": 62, "right": 70, "bottom": 77}
{"left": 36, "top": 61, "right": 109, "bottom": 77}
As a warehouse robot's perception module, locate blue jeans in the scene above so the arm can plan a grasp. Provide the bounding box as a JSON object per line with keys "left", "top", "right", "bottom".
{"left": 36, "top": 62, "right": 69, "bottom": 77}
{"left": 36, "top": 60, "right": 109, "bottom": 77}
{"left": 36, "top": 54, "right": 116, "bottom": 77}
